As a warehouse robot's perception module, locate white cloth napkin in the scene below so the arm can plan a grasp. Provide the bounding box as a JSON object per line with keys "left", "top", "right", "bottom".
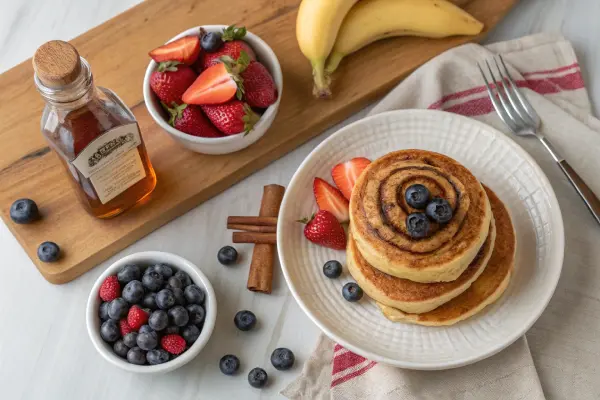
{"left": 283, "top": 33, "right": 600, "bottom": 400}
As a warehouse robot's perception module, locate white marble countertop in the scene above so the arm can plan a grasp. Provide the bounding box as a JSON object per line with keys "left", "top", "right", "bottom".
{"left": 0, "top": 1, "right": 598, "bottom": 399}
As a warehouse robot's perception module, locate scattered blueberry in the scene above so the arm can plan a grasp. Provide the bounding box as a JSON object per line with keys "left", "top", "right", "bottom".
{"left": 99, "top": 302, "right": 110, "bottom": 321}
{"left": 167, "top": 276, "right": 183, "bottom": 290}
{"left": 182, "top": 324, "right": 201, "bottom": 344}
{"left": 122, "top": 280, "right": 144, "bottom": 304}
{"left": 165, "top": 326, "right": 180, "bottom": 335}
{"left": 137, "top": 332, "right": 158, "bottom": 351}
{"left": 156, "top": 289, "right": 176, "bottom": 310}
{"left": 37, "top": 241, "right": 60, "bottom": 263}
{"left": 142, "top": 271, "right": 164, "bottom": 291}
{"left": 172, "top": 287, "right": 186, "bottom": 306}
{"left": 271, "top": 348, "right": 295, "bottom": 371}
{"left": 168, "top": 305, "right": 190, "bottom": 327}
{"left": 100, "top": 319, "right": 120, "bottom": 343}
{"left": 426, "top": 198, "right": 453, "bottom": 224}
{"left": 406, "top": 213, "right": 430, "bottom": 239}
{"left": 153, "top": 263, "right": 174, "bottom": 279}
{"left": 127, "top": 347, "right": 146, "bottom": 365}
{"left": 123, "top": 332, "right": 138, "bottom": 348}
{"left": 187, "top": 304, "right": 206, "bottom": 325}
{"left": 138, "top": 324, "right": 156, "bottom": 337}
{"left": 248, "top": 367, "right": 268, "bottom": 388}
{"left": 201, "top": 32, "right": 224, "bottom": 53}
{"left": 405, "top": 184, "right": 430, "bottom": 209}
{"left": 219, "top": 354, "right": 240, "bottom": 375}
{"left": 323, "top": 260, "right": 343, "bottom": 279}
{"left": 149, "top": 310, "right": 169, "bottom": 331}
{"left": 108, "top": 297, "right": 129, "bottom": 320}
{"left": 174, "top": 271, "right": 192, "bottom": 287}
{"left": 147, "top": 349, "right": 170, "bottom": 365}
{"left": 217, "top": 246, "right": 238, "bottom": 265}
{"left": 234, "top": 310, "right": 257, "bottom": 331}
{"left": 113, "top": 340, "right": 130, "bottom": 358}
{"left": 10, "top": 198, "right": 40, "bottom": 224}
{"left": 142, "top": 292, "right": 158, "bottom": 310}
{"left": 342, "top": 282, "right": 363, "bottom": 302}
{"left": 184, "top": 285, "right": 205, "bottom": 305}
{"left": 117, "top": 264, "right": 141, "bottom": 285}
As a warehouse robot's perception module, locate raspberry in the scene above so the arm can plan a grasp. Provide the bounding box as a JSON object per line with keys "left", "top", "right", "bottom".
{"left": 120, "top": 319, "right": 133, "bottom": 336}
{"left": 161, "top": 334, "right": 186, "bottom": 355}
{"left": 127, "top": 306, "right": 149, "bottom": 331}
{"left": 99, "top": 276, "right": 121, "bottom": 302}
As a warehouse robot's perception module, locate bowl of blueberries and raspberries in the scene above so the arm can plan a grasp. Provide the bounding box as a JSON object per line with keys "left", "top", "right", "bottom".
{"left": 86, "top": 251, "right": 216, "bottom": 373}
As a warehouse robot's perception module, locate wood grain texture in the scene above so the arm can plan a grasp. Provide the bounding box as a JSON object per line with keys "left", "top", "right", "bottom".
{"left": 0, "top": 0, "right": 517, "bottom": 283}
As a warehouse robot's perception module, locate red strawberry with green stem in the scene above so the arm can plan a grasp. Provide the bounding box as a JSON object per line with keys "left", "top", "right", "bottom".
{"left": 299, "top": 210, "right": 347, "bottom": 250}
{"left": 313, "top": 177, "right": 349, "bottom": 222}
{"left": 163, "top": 103, "right": 222, "bottom": 138}
{"left": 150, "top": 61, "right": 197, "bottom": 105}
{"left": 201, "top": 100, "right": 259, "bottom": 136}
{"left": 221, "top": 52, "right": 277, "bottom": 109}
{"left": 331, "top": 157, "right": 371, "bottom": 201}
{"left": 201, "top": 25, "right": 256, "bottom": 69}
{"left": 149, "top": 35, "right": 201, "bottom": 65}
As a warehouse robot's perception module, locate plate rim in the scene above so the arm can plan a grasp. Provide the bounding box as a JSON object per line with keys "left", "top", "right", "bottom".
{"left": 277, "top": 109, "right": 565, "bottom": 370}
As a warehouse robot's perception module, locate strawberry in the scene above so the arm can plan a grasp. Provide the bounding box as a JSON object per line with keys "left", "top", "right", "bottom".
{"left": 127, "top": 305, "right": 149, "bottom": 331}
{"left": 201, "top": 100, "right": 260, "bottom": 136}
{"left": 331, "top": 158, "right": 371, "bottom": 201}
{"left": 164, "top": 103, "right": 222, "bottom": 138}
{"left": 99, "top": 275, "right": 120, "bottom": 302}
{"left": 120, "top": 318, "right": 134, "bottom": 336}
{"left": 182, "top": 63, "right": 242, "bottom": 105}
{"left": 313, "top": 178, "right": 349, "bottom": 222}
{"left": 201, "top": 25, "right": 256, "bottom": 69}
{"left": 161, "top": 334, "right": 187, "bottom": 355}
{"left": 299, "top": 210, "right": 347, "bottom": 250}
{"left": 149, "top": 35, "right": 201, "bottom": 65}
{"left": 150, "top": 62, "right": 197, "bottom": 105}
{"left": 221, "top": 52, "right": 277, "bottom": 109}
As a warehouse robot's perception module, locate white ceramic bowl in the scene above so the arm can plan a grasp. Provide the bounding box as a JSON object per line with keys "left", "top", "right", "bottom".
{"left": 143, "top": 25, "right": 283, "bottom": 155}
{"left": 86, "top": 251, "right": 217, "bottom": 374}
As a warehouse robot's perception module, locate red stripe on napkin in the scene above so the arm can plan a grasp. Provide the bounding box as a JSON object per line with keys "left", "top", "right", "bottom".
{"left": 331, "top": 361, "right": 377, "bottom": 388}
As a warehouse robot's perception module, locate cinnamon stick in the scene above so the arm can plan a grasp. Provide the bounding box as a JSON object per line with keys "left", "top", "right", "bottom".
{"left": 247, "top": 184, "right": 285, "bottom": 294}
{"left": 228, "top": 224, "right": 277, "bottom": 233}
{"left": 227, "top": 216, "right": 278, "bottom": 226}
{"left": 233, "top": 232, "right": 277, "bottom": 244}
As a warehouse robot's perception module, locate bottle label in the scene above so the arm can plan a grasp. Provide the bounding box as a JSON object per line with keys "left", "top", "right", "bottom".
{"left": 71, "top": 123, "right": 146, "bottom": 204}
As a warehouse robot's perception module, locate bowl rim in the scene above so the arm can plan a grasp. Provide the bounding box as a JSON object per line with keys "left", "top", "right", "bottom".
{"left": 142, "top": 24, "right": 283, "bottom": 145}
{"left": 86, "top": 251, "right": 217, "bottom": 374}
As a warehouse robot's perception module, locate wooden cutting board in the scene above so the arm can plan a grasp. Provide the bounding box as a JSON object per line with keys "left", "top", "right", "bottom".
{"left": 0, "top": 0, "right": 517, "bottom": 283}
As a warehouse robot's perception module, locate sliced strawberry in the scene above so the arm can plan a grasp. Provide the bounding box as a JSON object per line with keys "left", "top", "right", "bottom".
{"left": 182, "top": 63, "right": 242, "bottom": 105}
{"left": 331, "top": 158, "right": 371, "bottom": 200}
{"left": 149, "top": 35, "right": 201, "bottom": 65}
{"left": 313, "top": 178, "right": 349, "bottom": 222}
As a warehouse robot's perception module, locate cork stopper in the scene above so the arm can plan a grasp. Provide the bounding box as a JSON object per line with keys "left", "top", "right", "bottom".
{"left": 33, "top": 40, "right": 82, "bottom": 88}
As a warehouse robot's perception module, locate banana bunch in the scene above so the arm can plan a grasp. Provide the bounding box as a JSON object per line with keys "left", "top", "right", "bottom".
{"left": 296, "top": 0, "right": 484, "bottom": 98}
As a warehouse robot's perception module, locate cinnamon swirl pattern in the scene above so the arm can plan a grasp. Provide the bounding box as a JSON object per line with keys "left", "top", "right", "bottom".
{"left": 349, "top": 150, "right": 492, "bottom": 283}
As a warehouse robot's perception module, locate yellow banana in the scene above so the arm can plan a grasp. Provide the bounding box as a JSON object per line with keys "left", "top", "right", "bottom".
{"left": 325, "top": 0, "right": 484, "bottom": 74}
{"left": 296, "top": 0, "right": 360, "bottom": 98}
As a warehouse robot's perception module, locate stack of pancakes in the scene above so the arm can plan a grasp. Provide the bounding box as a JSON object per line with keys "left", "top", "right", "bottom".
{"left": 347, "top": 150, "right": 516, "bottom": 326}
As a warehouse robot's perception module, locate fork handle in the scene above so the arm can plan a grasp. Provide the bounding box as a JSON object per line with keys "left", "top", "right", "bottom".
{"left": 558, "top": 160, "right": 600, "bottom": 225}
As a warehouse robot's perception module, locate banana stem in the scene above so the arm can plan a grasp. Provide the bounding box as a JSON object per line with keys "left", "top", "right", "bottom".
{"left": 311, "top": 60, "right": 332, "bottom": 99}
{"left": 325, "top": 52, "right": 344, "bottom": 75}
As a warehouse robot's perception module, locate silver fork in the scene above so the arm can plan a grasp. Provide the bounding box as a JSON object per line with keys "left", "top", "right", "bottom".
{"left": 478, "top": 56, "right": 600, "bottom": 225}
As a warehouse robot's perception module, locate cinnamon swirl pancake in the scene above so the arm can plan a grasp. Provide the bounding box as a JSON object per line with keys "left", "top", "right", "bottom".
{"left": 349, "top": 150, "right": 491, "bottom": 283}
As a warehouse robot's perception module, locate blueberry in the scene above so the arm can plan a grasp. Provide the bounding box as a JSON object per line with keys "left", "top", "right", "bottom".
{"left": 127, "top": 347, "right": 146, "bottom": 365}
{"left": 201, "top": 32, "right": 224, "bottom": 53}
{"left": 156, "top": 289, "right": 176, "bottom": 310}
{"left": 138, "top": 325, "right": 156, "bottom": 337}
{"left": 123, "top": 332, "right": 138, "bottom": 348}
{"left": 219, "top": 354, "right": 240, "bottom": 375}
{"left": 172, "top": 287, "right": 186, "bottom": 306}
{"left": 168, "top": 305, "right": 189, "bottom": 327}
{"left": 142, "top": 271, "right": 164, "bottom": 291}
{"left": 164, "top": 326, "right": 180, "bottom": 335}
{"left": 113, "top": 340, "right": 130, "bottom": 358}
{"left": 271, "top": 348, "right": 295, "bottom": 371}
{"left": 182, "top": 324, "right": 201, "bottom": 344}
{"left": 142, "top": 292, "right": 158, "bottom": 310}
{"left": 153, "top": 264, "right": 173, "bottom": 279}
{"left": 426, "top": 198, "right": 453, "bottom": 224}
{"left": 405, "top": 184, "right": 430, "bottom": 209}
{"left": 108, "top": 298, "right": 129, "bottom": 320}
{"left": 248, "top": 367, "right": 268, "bottom": 388}
{"left": 10, "top": 199, "right": 40, "bottom": 224}
{"left": 100, "top": 319, "right": 120, "bottom": 343}
{"left": 234, "top": 310, "right": 257, "bottom": 331}
{"left": 184, "top": 285, "right": 205, "bottom": 305}
{"left": 149, "top": 310, "right": 169, "bottom": 331}
{"left": 117, "top": 264, "right": 141, "bottom": 285}
{"left": 122, "top": 280, "right": 144, "bottom": 304}
{"left": 342, "top": 282, "right": 363, "bottom": 302}
{"left": 137, "top": 332, "right": 158, "bottom": 351}
{"left": 174, "top": 271, "right": 192, "bottom": 287}
{"left": 147, "top": 349, "right": 170, "bottom": 365}
{"left": 144, "top": 265, "right": 156, "bottom": 275}
{"left": 187, "top": 304, "right": 206, "bottom": 325}
{"left": 406, "top": 213, "right": 430, "bottom": 239}
{"left": 167, "top": 276, "right": 183, "bottom": 290}
{"left": 218, "top": 246, "right": 238, "bottom": 265}
{"left": 323, "top": 260, "right": 343, "bottom": 279}
{"left": 99, "top": 302, "right": 110, "bottom": 321}
{"left": 37, "top": 241, "right": 60, "bottom": 263}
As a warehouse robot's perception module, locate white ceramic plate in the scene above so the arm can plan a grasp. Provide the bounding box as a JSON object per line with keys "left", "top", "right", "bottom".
{"left": 277, "top": 110, "right": 564, "bottom": 370}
